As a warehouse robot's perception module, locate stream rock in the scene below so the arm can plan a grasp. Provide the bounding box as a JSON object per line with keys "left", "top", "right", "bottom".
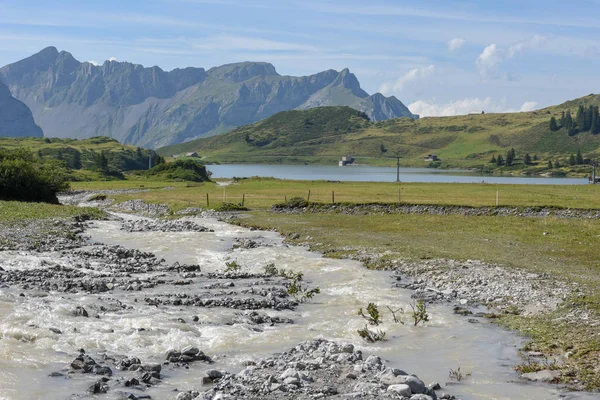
{"left": 121, "top": 219, "right": 213, "bottom": 233}
{"left": 176, "top": 339, "right": 451, "bottom": 400}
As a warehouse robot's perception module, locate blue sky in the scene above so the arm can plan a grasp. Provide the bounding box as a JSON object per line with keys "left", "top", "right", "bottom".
{"left": 1, "top": 0, "right": 599, "bottom": 116}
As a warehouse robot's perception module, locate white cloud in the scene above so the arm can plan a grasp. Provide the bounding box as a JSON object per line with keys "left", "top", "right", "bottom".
{"left": 477, "top": 36, "right": 549, "bottom": 78}
{"left": 87, "top": 60, "right": 100, "bottom": 66}
{"left": 519, "top": 101, "right": 538, "bottom": 112}
{"left": 508, "top": 35, "right": 547, "bottom": 58}
{"left": 448, "top": 38, "right": 466, "bottom": 52}
{"left": 109, "top": 57, "right": 117, "bottom": 62}
{"left": 476, "top": 44, "right": 504, "bottom": 77}
{"left": 378, "top": 65, "right": 435, "bottom": 95}
{"left": 407, "top": 97, "right": 540, "bottom": 117}
{"left": 192, "top": 36, "right": 319, "bottom": 52}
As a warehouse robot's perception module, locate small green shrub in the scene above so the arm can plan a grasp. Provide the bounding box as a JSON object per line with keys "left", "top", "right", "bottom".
{"left": 410, "top": 299, "right": 430, "bottom": 326}
{"left": 214, "top": 202, "right": 249, "bottom": 211}
{"left": 448, "top": 367, "right": 471, "bottom": 381}
{"left": 358, "top": 303, "right": 382, "bottom": 325}
{"left": 357, "top": 324, "right": 387, "bottom": 342}
{"left": 225, "top": 260, "right": 241, "bottom": 272}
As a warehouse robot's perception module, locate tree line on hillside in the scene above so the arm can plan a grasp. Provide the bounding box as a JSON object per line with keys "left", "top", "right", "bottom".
{"left": 39, "top": 144, "right": 165, "bottom": 173}
{"left": 0, "top": 148, "right": 69, "bottom": 203}
{"left": 550, "top": 104, "right": 600, "bottom": 136}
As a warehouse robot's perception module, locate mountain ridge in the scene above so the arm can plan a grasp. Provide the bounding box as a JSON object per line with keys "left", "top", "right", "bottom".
{"left": 0, "top": 47, "right": 416, "bottom": 148}
{"left": 0, "top": 82, "right": 43, "bottom": 138}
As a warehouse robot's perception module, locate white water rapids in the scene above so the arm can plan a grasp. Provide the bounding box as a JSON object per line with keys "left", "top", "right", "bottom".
{"left": 0, "top": 214, "right": 597, "bottom": 399}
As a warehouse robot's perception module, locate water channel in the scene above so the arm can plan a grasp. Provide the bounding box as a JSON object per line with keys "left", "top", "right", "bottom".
{"left": 1, "top": 213, "right": 597, "bottom": 399}
{"left": 207, "top": 164, "right": 588, "bottom": 185}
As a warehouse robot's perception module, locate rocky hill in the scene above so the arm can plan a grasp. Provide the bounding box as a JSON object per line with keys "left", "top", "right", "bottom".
{"left": 0, "top": 82, "right": 43, "bottom": 138}
{"left": 0, "top": 47, "right": 416, "bottom": 148}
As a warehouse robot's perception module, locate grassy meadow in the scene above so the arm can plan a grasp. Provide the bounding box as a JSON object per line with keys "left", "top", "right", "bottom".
{"left": 72, "top": 177, "right": 600, "bottom": 211}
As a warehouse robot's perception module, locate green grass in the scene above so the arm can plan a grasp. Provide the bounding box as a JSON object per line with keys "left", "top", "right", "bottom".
{"left": 157, "top": 96, "right": 600, "bottom": 173}
{"left": 81, "top": 177, "right": 600, "bottom": 211}
{"left": 0, "top": 201, "right": 104, "bottom": 225}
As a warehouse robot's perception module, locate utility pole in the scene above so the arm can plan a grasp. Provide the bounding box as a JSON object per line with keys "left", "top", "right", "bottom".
{"left": 396, "top": 152, "right": 401, "bottom": 182}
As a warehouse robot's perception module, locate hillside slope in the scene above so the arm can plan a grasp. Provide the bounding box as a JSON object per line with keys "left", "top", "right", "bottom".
{"left": 0, "top": 47, "right": 416, "bottom": 148}
{"left": 157, "top": 95, "right": 600, "bottom": 168}
{"left": 0, "top": 82, "right": 43, "bottom": 138}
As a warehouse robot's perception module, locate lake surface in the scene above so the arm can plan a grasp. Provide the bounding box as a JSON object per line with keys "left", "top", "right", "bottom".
{"left": 208, "top": 164, "right": 588, "bottom": 185}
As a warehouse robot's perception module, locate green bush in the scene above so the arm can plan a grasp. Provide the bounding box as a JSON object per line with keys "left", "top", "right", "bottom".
{"left": 143, "top": 159, "right": 211, "bottom": 182}
{"left": 0, "top": 148, "right": 70, "bottom": 203}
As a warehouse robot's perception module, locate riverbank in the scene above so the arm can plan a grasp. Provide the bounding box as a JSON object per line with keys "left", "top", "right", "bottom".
{"left": 230, "top": 206, "right": 600, "bottom": 391}
{"left": 0, "top": 203, "right": 459, "bottom": 399}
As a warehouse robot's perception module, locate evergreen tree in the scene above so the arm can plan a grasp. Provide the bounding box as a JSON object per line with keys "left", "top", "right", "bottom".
{"left": 547, "top": 160, "right": 553, "bottom": 169}
{"left": 136, "top": 147, "right": 143, "bottom": 158}
{"left": 555, "top": 160, "right": 561, "bottom": 168}
{"left": 97, "top": 151, "right": 109, "bottom": 173}
{"left": 591, "top": 106, "right": 600, "bottom": 134}
{"left": 565, "top": 111, "right": 573, "bottom": 130}
{"left": 576, "top": 105, "right": 586, "bottom": 130}
{"left": 510, "top": 148, "right": 516, "bottom": 159}
{"left": 577, "top": 149, "right": 584, "bottom": 165}
{"left": 585, "top": 105, "right": 593, "bottom": 131}
{"left": 56, "top": 150, "right": 63, "bottom": 161}
{"left": 549, "top": 116, "right": 559, "bottom": 131}
{"left": 533, "top": 154, "right": 538, "bottom": 161}
{"left": 524, "top": 153, "right": 532, "bottom": 165}
{"left": 73, "top": 151, "right": 82, "bottom": 170}
{"left": 569, "top": 154, "right": 576, "bottom": 166}
{"left": 490, "top": 155, "right": 497, "bottom": 164}
{"left": 505, "top": 150, "right": 514, "bottom": 166}
{"left": 560, "top": 111, "right": 565, "bottom": 127}
{"left": 496, "top": 155, "right": 504, "bottom": 166}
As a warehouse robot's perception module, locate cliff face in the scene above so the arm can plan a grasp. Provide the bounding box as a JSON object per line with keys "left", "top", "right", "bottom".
{"left": 0, "top": 82, "right": 43, "bottom": 138}
{"left": 1, "top": 47, "right": 416, "bottom": 148}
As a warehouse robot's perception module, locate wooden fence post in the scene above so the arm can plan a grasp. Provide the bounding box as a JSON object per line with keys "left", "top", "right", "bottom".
{"left": 206, "top": 193, "right": 209, "bottom": 207}
{"left": 242, "top": 194, "right": 245, "bottom": 206}
{"left": 307, "top": 190, "right": 311, "bottom": 202}
{"left": 496, "top": 191, "right": 499, "bottom": 206}
{"left": 332, "top": 191, "right": 335, "bottom": 203}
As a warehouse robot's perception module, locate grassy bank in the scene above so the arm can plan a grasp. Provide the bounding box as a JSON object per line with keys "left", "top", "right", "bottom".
{"left": 0, "top": 201, "right": 103, "bottom": 224}
{"left": 71, "top": 177, "right": 600, "bottom": 211}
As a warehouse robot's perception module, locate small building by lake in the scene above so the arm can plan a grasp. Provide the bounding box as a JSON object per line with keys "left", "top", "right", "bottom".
{"left": 424, "top": 154, "right": 439, "bottom": 162}
{"left": 339, "top": 155, "right": 355, "bottom": 166}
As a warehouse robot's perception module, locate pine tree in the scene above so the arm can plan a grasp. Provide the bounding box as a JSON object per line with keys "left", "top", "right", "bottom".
{"left": 97, "top": 151, "right": 109, "bottom": 173}
{"left": 585, "top": 105, "right": 593, "bottom": 131}
{"left": 505, "top": 150, "right": 514, "bottom": 166}
{"left": 73, "top": 151, "right": 82, "bottom": 169}
{"left": 591, "top": 106, "right": 600, "bottom": 134}
{"left": 560, "top": 111, "right": 565, "bottom": 127}
{"left": 577, "top": 149, "right": 584, "bottom": 165}
{"left": 496, "top": 155, "right": 504, "bottom": 166}
{"left": 569, "top": 154, "right": 576, "bottom": 166}
{"left": 547, "top": 160, "right": 553, "bottom": 169}
{"left": 555, "top": 160, "right": 561, "bottom": 168}
{"left": 565, "top": 110, "right": 573, "bottom": 131}
{"left": 524, "top": 153, "right": 532, "bottom": 165}
{"left": 576, "top": 105, "right": 586, "bottom": 130}
{"left": 550, "top": 116, "right": 559, "bottom": 131}
{"left": 490, "top": 155, "right": 497, "bottom": 164}
{"left": 533, "top": 154, "right": 538, "bottom": 161}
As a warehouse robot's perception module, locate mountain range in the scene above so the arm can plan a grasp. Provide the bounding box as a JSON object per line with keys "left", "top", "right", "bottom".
{"left": 0, "top": 47, "right": 416, "bottom": 148}
{"left": 0, "top": 82, "right": 43, "bottom": 138}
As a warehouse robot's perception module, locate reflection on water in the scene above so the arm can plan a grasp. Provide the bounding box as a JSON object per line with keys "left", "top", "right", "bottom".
{"left": 207, "top": 164, "right": 588, "bottom": 185}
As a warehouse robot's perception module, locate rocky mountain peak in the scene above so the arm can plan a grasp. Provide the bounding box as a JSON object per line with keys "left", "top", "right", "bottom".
{"left": 331, "top": 68, "right": 368, "bottom": 98}
{"left": 207, "top": 62, "right": 279, "bottom": 83}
